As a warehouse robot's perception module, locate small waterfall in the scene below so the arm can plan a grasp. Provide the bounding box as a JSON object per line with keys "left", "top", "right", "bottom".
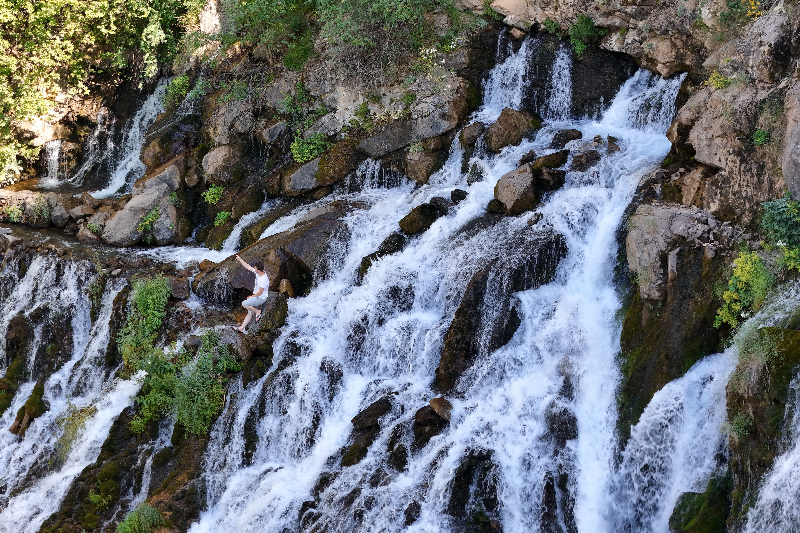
{"left": 40, "top": 140, "right": 62, "bottom": 187}
{"left": 92, "top": 80, "right": 167, "bottom": 199}
{"left": 474, "top": 36, "right": 534, "bottom": 122}
{"left": 189, "top": 35, "right": 685, "bottom": 532}
{"left": 0, "top": 256, "right": 141, "bottom": 533}
{"left": 70, "top": 107, "right": 113, "bottom": 186}
{"left": 543, "top": 46, "right": 572, "bottom": 122}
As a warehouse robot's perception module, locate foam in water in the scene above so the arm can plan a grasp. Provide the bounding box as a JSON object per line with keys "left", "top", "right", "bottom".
{"left": 188, "top": 34, "right": 685, "bottom": 532}
{"left": 543, "top": 45, "right": 572, "bottom": 122}
{"left": 473, "top": 35, "right": 533, "bottom": 124}
{"left": 0, "top": 257, "right": 140, "bottom": 532}
{"left": 70, "top": 107, "right": 113, "bottom": 186}
{"left": 92, "top": 80, "right": 166, "bottom": 199}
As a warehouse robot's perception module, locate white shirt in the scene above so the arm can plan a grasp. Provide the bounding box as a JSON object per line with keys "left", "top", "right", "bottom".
{"left": 254, "top": 272, "right": 269, "bottom": 294}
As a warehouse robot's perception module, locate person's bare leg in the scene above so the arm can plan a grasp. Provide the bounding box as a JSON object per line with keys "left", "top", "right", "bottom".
{"left": 244, "top": 303, "right": 261, "bottom": 321}
{"left": 237, "top": 304, "right": 256, "bottom": 332}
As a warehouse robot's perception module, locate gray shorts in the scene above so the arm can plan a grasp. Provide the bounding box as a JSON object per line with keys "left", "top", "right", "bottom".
{"left": 243, "top": 294, "right": 269, "bottom": 307}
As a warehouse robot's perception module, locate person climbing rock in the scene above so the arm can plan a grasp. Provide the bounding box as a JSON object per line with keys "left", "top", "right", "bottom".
{"left": 234, "top": 254, "right": 269, "bottom": 333}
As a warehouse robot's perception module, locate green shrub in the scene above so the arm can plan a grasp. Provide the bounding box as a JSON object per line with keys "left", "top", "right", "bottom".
{"left": 4, "top": 204, "right": 23, "bottom": 223}
{"left": 87, "top": 222, "right": 102, "bottom": 235}
{"left": 168, "top": 191, "right": 181, "bottom": 207}
{"left": 137, "top": 207, "right": 160, "bottom": 234}
{"left": 401, "top": 92, "right": 417, "bottom": 106}
{"left": 715, "top": 251, "right": 774, "bottom": 329}
{"left": 761, "top": 194, "right": 800, "bottom": 246}
{"left": 543, "top": 18, "right": 560, "bottom": 34}
{"left": 725, "top": 412, "right": 753, "bottom": 439}
{"left": 33, "top": 194, "right": 50, "bottom": 221}
{"left": 752, "top": 129, "right": 770, "bottom": 146}
{"left": 186, "top": 77, "right": 212, "bottom": 101}
{"left": 780, "top": 246, "right": 800, "bottom": 271}
{"left": 117, "top": 275, "right": 171, "bottom": 374}
{"left": 131, "top": 331, "right": 241, "bottom": 434}
{"left": 283, "top": 29, "right": 315, "bottom": 71}
{"left": 291, "top": 133, "right": 330, "bottom": 163}
{"left": 729, "top": 327, "right": 782, "bottom": 396}
{"left": 218, "top": 79, "right": 249, "bottom": 104}
{"left": 568, "top": 15, "right": 606, "bottom": 60}
{"left": 481, "top": 0, "right": 504, "bottom": 20}
{"left": 117, "top": 503, "right": 163, "bottom": 533}
{"left": 214, "top": 211, "right": 231, "bottom": 227}
{"left": 163, "top": 75, "right": 190, "bottom": 108}
{"left": 202, "top": 185, "right": 225, "bottom": 205}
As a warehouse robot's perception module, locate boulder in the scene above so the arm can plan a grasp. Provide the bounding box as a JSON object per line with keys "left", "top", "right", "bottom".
{"left": 550, "top": 129, "right": 582, "bottom": 149}
{"left": 101, "top": 181, "right": 178, "bottom": 247}
{"left": 399, "top": 202, "right": 447, "bottom": 235}
{"left": 202, "top": 145, "right": 242, "bottom": 184}
{"left": 782, "top": 81, "right": 800, "bottom": 198}
{"left": 68, "top": 205, "right": 95, "bottom": 220}
{"left": 531, "top": 150, "right": 569, "bottom": 170}
{"left": 81, "top": 191, "right": 102, "bottom": 209}
{"left": 50, "top": 203, "right": 69, "bottom": 228}
{"left": 405, "top": 149, "right": 440, "bottom": 184}
{"left": 357, "top": 77, "right": 474, "bottom": 158}
{"left": 451, "top": 189, "right": 468, "bottom": 204}
{"left": 494, "top": 164, "right": 566, "bottom": 215}
{"left": 284, "top": 158, "right": 322, "bottom": 196}
{"left": 132, "top": 164, "right": 180, "bottom": 196}
{"left": 435, "top": 231, "right": 568, "bottom": 393}
{"left": 429, "top": 397, "right": 453, "bottom": 421}
{"left": 740, "top": 5, "right": 793, "bottom": 83}
{"left": 412, "top": 405, "right": 449, "bottom": 450}
{"left": 342, "top": 396, "right": 393, "bottom": 466}
{"left": 259, "top": 120, "right": 287, "bottom": 144}
{"left": 519, "top": 149, "right": 538, "bottom": 165}
{"left": 484, "top": 108, "right": 541, "bottom": 153}
{"left": 570, "top": 150, "right": 601, "bottom": 172}
{"left": 76, "top": 224, "right": 102, "bottom": 244}
{"left": 460, "top": 121, "right": 485, "bottom": 150}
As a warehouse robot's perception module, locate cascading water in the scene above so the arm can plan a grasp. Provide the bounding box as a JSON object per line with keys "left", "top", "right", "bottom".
{"left": 70, "top": 107, "right": 114, "bottom": 186}
{"left": 543, "top": 46, "right": 572, "bottom": 122}
{"left": 40, "top": 140, "right": 62, "bottom": 187}
{"left": 92, "top": 80, "right": 167, "bottom": 199}
{"left": 189, "top": 38, "right": 687, "bottom": 533}
{"left": 0, "top": 255, "right": 140, "bottom": 533}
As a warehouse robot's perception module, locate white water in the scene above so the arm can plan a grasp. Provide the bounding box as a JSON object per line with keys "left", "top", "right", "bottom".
{"left": 0, "top": 256, "right": 140, "bottom": 532}
{"left": 473, "top": 35, "right": 533, "bottom": 124}
{"left": 40, "top": 140, "right": 62, "bottom": 187}
{"left": 189, "top": 38, "right": 686, "bottom": 533}
{"left": 92, "top": 80, "right": 167, "bottom": 199}
{"left": 70, "top": 107, "right": 114, "bottom": 186}
{"left": 543, "top": 46, "right": 572, "bottom": 122}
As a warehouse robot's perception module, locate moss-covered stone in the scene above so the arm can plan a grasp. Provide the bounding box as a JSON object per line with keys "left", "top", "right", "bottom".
{"left": 399, "top": 202, "right": 445, "bottom": 235}
{"left": 669, "top": 471, "right": 731, "bottom": 533}
{"left": 317, "top": 139, "right": 363, "bottom": 186}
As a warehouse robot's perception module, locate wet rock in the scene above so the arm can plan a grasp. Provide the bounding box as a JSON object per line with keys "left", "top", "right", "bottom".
{"left": 412, "top": 405, "right": 448, "bottom": 449}
{"left": 518, "top": 149, "right": 538, "bottom": 165}
{"left": 81, "top": 191, "right": 102, "bottom": 209}
{"left": 404, "top": 501, "right": 421, "bottom": 526}
{"left": 68, "top": 204, "right": 95, "bottom": 220}
{"left": 484, "top": 108, "right": 541, "bottom": 153}
{"left": 467, "top": 163, "right": 485, "bottom": 185}
{"left": 259, "top": 120, "right": 287, "bottom": 144}
{"left": 405, "top": 148, "right": 441, "bottom": 184}
{"left": 607, "top": 135, "right": 621, "bottom": 153}
{"left": 342, "top": 397, "right": 393, "bottom": 466}
{"left": 429, "top": 397, "right": 453, "bottom": 421}
{"left": 10, "top": 382, "right": 48, "bottom": 437}
{"left": 436, "top": 233, "right": 567, "bottom": 393}
{"left": 460, "top": 121, "right": 485, "bottom": 150}
{"left": 550, "top": 129, "right": 582, "bottom": 149}
{"left": 531, "top": 150, "right": 569, "bottom": 170}
{"left": 446, "top": 449, "right": 500, "bottom": 525}
{"left": 50, "top": 203, "right": 69, "bottom": 227}
{"left": 76, "top": 223, "right": 102, "bottom": 243}
{"left": 358, "top": 232, "right": 409, "bottom": 282}
{"left": 284, "top": 158, "right": 322, "bottom": 196}
{"left": 570, "top": 150, "right": 601, "bottom": 172}
{"left": 494, "top": 164, "right": 566, "bottom": 215}
{"left": 399, "top": 202, "right": 446, "bottom": 235}
{"left": 317, "top": 140, "right": 362, "bottom": 187}
{"left": 386, "top": 426, "right": 408, "bottom": 472}
{"left": 451, "top": 189, "right": 468, "bottom": 204}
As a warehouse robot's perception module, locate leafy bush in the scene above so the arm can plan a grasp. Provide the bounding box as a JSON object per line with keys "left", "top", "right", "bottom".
{"left": 704, "top": 71, "right": 733, "bottom": 89}
{"left": 186, "top": 77, "right": 212, "bottom": 101}
{"left": 568, "top": 15, "right": 606, "bottom": 60}
{"left": 202, "top": 185, "right": 225, "bottom": 205}
{"left": 761, "top": 195, "right": 800, "bottom": 246}
{"left": 230, "top": 0, "right": 314, "bottom": 64}
{"left": 117, "top": 503, "right": 163, "bottom": 533}
{"left": 87, "top": 222, "right": 102, "bottom": 235}
{"left": 163, "top": 75, "right": 190, "bottom": 107}
{"left": 217, "top": 79, "right": 249, "bottom": 104}
{"left": 291, "top": 133, "right": 330, "bottom": 163}
{"left": 401, "top": 92, "right": 417, "bottom": 106}
{"left": 715, "top": 251, "right": 774, "bottom": 329}
{"left": 137, "top": 206, "right": 160, "bottom": 234}
{"left": 719, "top": 0, "right": 747, "bottom": 25}
{"left": 33, "top": 194, "right": 50, "bottom": 221}
{"left": 283, "top": 29, "right": 315, "bottom": 71}
{"left": 214, "top": 211, "right": 231, "bottom": 227}
{"left": 729, "top": 327, "right": 782, "bottom": 396}
{"left": 724, "top": 412, "right": 753, "bottom": 439}
{"left": 752, "top": 129, "right": 770, "bottom": 146}
{"left": 4, "top": 204, "right": 23, "bottom": 223}
{"left": 117, "top": 275, "right": 171, "bottom": 374}
{"left": 131, "top": 331, "right": 241, "bottom": 434}
{"left": 168, "top": 191, "right": 181, "bottom": 207}
{"left": 543, "top": 18, "right": 560, "bottom": 34}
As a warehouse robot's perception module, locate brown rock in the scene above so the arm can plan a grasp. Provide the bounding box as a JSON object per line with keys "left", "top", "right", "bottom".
{"left": 81, "top": 192, "right": 102, "bottom": 209}
{"left": 484, "top": 108, "right": 542, "bottom": 153}
{"left": 429, "top": 397, "right": 453, "bottom": 421}
{"left": 531, "top": 150, "right": 569, "bottom": 170}
{"left": 571, "top": 150, "right": 601, "bottom": 172}
{"left": 278, "top": 279, "right": 296, "bottom": 297}
{"left": 405, "top": 149, "right": 440, "bottom": 184}
{"left": 550, "top": 129, "right": 582, "bottom": 149}
{"left": 459, "top": 121, "right": 485, "bottom": 150}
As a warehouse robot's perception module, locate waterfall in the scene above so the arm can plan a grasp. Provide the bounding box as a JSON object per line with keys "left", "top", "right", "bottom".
{"left": 40, "top": 140, "right": 62, "bottom": 187}
{"left": 70, "top": 107, "right": 113, "bottom": 186}
{"left": 188, "top": 35, "right": 685, "bottom": 532}
{"left": 91, "top": 80, "right": 167, "bottom": 199}
{"left": 0, "top": 255, "right": 141, "bottom": 533}
{"left": 543, "top": 46, "right": 572, "bottom": 122}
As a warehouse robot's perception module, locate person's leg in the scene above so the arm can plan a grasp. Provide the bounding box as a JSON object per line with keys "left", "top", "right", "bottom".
{"left": 237, "top": 302, "right": 256, "bottom": 332}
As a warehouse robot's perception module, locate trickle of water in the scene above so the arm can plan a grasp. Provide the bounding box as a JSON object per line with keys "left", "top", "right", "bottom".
{"left": 473, "top": 36, "right": 534, "bottom": 123}
{"left": 92, "top": 80, "right": 167, "bottom": 199}
{"left": 70, "top": 108, "right": 113, "bottom": 186}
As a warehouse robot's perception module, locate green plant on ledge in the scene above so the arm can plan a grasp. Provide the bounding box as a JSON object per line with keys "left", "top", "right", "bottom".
{"left": 543, "top": 18, "right": 560, "bottom": 34}
{"left": 117, "top": 502, "right": 163, "bottom": 533}
{"left": 163, "top": 75, "right": 190, "bottom": 108}
{"left": 214, "top": 211, "right": 231, "bottom": 227}
{"left": 291, "top": 132, "right": 330, "bottom": 163}
{"left": 568, "top": 15, "right": 606, "bottom": 60}
{"left": 202, "top": 184, "right": 225, "bottom": 205}
{"left": 117, "top": 274, "right": 171, "bottom": 376}
{"left": 752, "top": 129, "right": 770, "bottom": 146}
{"left": 704, "top": 71, "right": 733, "bottom": 90}
{"left": 87, "top": 222, "right": 102, "bottom": 235}
{"left": 3, "top": 204, "right": 23, "bottom": 223}
{"left": 137, "top": 206, "right": 160, "bottom": 234}
{"left": 715, "top": 250, "right": 773, "bottom": 329}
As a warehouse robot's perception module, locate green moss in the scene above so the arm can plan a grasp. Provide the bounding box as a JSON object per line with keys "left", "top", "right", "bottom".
{"left": 669, "top": 471, "right": 731, "bottom": 533}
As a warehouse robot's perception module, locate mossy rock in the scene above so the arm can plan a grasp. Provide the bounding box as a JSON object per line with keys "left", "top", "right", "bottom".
{"left": 399, "top": 203, "right": 445, "bottom": 235}
{"left": 317, "top": 139, "right": 363, "bottom": 186}
{"left": 669, "top": 471, "right": 731, "bottom": 533}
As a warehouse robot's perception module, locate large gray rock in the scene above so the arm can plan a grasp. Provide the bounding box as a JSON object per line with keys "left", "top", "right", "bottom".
{"left": 202, "top": 145, "right": 242, "bottom": 184}
{"left": 782, "top": 81, "right": 800, "bottom": 198}
{"left": 132, "top": 164, "right": 180, "bottom": 196}
{"left": 494, "top": 164, "right": 566, "bottom": 215}
{"left": 284, "top": 158, "right": 322, "bottom": 195}
{"left": 101, "top": 181, "right": 178, "bottom": 247}
{"left": 740, "top": 4, "right": 792, "bottom": 83}
{"left": 626, "top": 203, "right": 734, "bottom": 301}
